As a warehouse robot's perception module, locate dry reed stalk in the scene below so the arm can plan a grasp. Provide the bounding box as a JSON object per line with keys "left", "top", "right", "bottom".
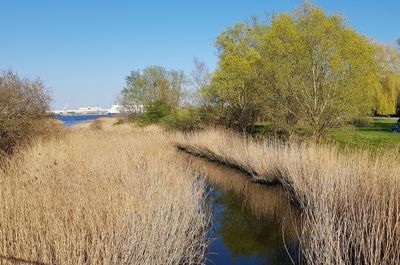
{"left": 176, "top": 129, "right": 400, "bottom": 265}
{"left": 0, "top": 124, "right": 208, "bottom": 264}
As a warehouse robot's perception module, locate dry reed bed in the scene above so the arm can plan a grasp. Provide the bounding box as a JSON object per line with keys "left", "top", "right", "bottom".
{"left": 176, "top": 129, "right": 400, "bottom": 265}
{"left": 0, "top": 125, "right": 208, "bottom": 264}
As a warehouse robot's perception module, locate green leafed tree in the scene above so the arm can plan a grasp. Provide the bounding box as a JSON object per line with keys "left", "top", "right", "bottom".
{"left": 205, "top": 21, "right": 269, "bottom": 132}
{"left": 259, "top": 5, "right": 379, "bottom": 137}
{"left": 207, "top": 5, "right": 380, "bottom": 136}
{"left": 120, "top": 66, "right": 187, "bottom": 112}
{"left": 373, "top": 44, "right": 400, "bottom": 115}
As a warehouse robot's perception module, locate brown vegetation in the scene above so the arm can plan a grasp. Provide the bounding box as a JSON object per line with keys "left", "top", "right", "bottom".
{"left": 0, "top": 122, "right": 208, "bottom": 264}
{"left": 0, "top": 70, "right": 61, "bottom": 155}
{"left": 176, "top": 129, "right": 400, "bottom": 265}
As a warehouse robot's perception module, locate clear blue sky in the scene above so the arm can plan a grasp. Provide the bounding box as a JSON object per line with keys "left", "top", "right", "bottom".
{"left": 0, "top": 0, "right": 398, "bottom": 109}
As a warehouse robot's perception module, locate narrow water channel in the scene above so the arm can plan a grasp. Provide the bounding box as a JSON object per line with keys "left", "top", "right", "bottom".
{"left": 186, "top": 156, "right": 302, "bottom": 265}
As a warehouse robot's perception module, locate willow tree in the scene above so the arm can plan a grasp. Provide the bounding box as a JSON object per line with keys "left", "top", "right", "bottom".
{"left": 207, "top": 21, "right": 269, "bottom": 132}
{"left": 258, "top": 5, "right": 379, "bottom": 136}
{"left": 121, "top": 66, "right": 186, "bottom": 112}
{"left": 374, "top": 44, "right": 400, "bottom": 115}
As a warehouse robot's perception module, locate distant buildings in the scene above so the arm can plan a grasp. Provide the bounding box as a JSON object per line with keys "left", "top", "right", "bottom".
{"left": 51, "top": 104, "right": 144, "bottom": 115}
{"left": 52, "top": 106, "right": 108, "bottom": 115}
{"left": 109, "top": 104, "right": 144, "bottom": 114}
{"left": 108, "top": 105, "right": 122, "bottom": 114}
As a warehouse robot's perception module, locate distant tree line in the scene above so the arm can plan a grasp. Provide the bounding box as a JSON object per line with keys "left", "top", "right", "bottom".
{"left": 120, "top": 4, "right": 400, "bottom": 137}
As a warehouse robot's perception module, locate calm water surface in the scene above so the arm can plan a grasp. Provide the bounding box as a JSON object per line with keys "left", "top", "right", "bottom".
{"left": 57, "top": 114, "right": 111, "bottom": 127}
{"left": 188, "top": 157, "right": 302, "bottom": 265}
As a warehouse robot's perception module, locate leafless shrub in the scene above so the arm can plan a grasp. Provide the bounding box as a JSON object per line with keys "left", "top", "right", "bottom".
{"left": 0, "top": 70, "right": 58, "bottom": 154}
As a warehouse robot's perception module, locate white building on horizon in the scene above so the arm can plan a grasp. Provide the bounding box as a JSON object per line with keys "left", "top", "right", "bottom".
{"left": 109, "top": 104, "right": 123, "bottom": 114}
{"left": 52, "top": 106, "right": 109, "bottom": 115}
{"left": 51, "top": 104, "right": 144, "bottom": 115}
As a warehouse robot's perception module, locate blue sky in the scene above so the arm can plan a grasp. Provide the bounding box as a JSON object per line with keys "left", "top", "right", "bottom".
{"left": 0, "top": 0, "right": 399, "bottom": 109}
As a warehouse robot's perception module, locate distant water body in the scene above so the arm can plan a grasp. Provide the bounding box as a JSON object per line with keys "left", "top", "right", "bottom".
{"left": 57, "top": 114, "right": 111, "bottom": 127}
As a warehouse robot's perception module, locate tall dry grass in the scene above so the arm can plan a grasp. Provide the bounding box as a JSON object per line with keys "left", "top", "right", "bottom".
{"left": 176, "top": 129, "right": 400, "bottom": 265}
{"left": 0, "top": 123, "right": 208, "bottom": 264}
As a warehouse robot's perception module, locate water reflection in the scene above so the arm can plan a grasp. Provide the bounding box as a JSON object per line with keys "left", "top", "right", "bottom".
{"left": 186, "top": 156, "right": 301, "bottom": 265}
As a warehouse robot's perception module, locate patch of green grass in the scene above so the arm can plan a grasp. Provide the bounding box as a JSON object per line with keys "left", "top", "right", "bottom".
{"left": 252, "top": 118, "right": 400, "bottom": 151}
{"left": 327, "top": 118, "right": 400, "bottom": 150}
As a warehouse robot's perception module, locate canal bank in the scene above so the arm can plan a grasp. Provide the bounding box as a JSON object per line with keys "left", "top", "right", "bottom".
{"left": 185, "top": 155, "right": 302, "bottom": 265}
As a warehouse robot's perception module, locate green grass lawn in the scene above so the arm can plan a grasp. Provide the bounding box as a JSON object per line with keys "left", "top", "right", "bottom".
{"left": 252, "top": 118, "right": 400, "bottom": 150}
{"left": 327, "top": 118, "right": 400, "bottom": 150}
